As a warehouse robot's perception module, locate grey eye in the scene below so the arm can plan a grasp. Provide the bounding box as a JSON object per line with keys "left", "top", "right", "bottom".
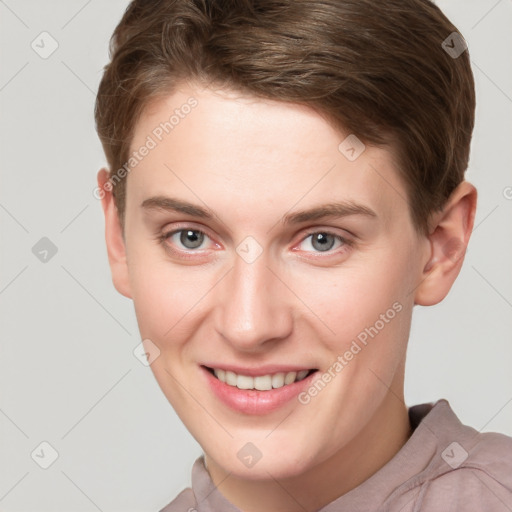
{"left": 310, "top": 232, "right": 336, "bottom": 252}
{"left": 179, "top": 230, "right": 205, "bottom": 249}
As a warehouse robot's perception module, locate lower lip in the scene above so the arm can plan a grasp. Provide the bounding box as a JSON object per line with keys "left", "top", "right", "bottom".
{"left": 201, "top": 366, "right": 317, "bottom": 415}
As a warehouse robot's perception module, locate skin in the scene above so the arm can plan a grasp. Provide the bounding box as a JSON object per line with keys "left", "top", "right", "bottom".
{"left": 98, "top": 82, "right": 476, "bottom": 512}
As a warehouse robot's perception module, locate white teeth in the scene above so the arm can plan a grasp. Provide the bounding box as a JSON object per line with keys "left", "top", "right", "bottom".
{"left": 225, "top": 371, "right": 237, "bottom": 386}
{"left": 212, "top": 368, "right": 311, "bottom": 390}
{"left": 214, "top": 368, "right": 225, "bottom": 381}
{"left": 236, "top": 374, "right": 254, "bottom": 389}
{"left": 284, "top": 371, "right": 297, "bottom": 385}
{"left": 254, "top": 375, "right": 272, "bottom": 391}
{"left": 271, "top": 372, "right": 285, "bottom": 388}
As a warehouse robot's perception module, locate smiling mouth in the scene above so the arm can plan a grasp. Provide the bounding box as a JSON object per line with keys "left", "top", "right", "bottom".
{"left": 204, "top": 366, "right": 318, "bottom": 391}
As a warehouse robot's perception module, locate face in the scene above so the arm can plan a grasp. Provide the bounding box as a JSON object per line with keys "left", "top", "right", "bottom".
{"left": 113, "top": 82, "right": 431, "bottom": 479}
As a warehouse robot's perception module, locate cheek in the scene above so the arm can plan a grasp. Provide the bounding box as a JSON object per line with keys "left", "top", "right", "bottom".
{"left": 127, "top": 252, "right": 205, "bottom": 342}
{"left": 293, "top": 262, "right": 409, "bottom": 343}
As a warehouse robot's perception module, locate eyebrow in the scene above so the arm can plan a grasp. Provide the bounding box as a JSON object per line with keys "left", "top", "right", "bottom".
{"left": 141, "top": 196, "right": 213, "bottom": 218}
{"left": 140, "top": 196, "right": 377, "bottom": 224}
{"left": 282, "top": 202, "right": 377, "bottom": 224}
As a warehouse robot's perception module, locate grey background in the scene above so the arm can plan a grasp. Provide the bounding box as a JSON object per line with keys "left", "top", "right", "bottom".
{"left": 0, "top": 0, "right": 511, "bottom": 511}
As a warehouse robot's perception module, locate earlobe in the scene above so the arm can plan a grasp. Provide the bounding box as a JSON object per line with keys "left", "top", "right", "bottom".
{"left": 414, "top": 181, "right": 477, "bottom": 306}
{"left": 97, "top": 168, "right": 132, "bottom": 299}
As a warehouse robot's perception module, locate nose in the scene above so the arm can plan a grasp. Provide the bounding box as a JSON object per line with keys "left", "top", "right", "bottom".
{"left": 214, "top": 252, "right": 293, "bottom": 353}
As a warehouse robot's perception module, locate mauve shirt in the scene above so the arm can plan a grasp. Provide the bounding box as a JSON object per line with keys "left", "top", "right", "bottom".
{"left": 160, "top": 399, "right": 512, "bottom": 511}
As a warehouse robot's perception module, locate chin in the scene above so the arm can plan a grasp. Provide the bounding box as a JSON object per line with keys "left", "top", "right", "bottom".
{"left": 205, "top": 437, "right": 321, "bottom": 481}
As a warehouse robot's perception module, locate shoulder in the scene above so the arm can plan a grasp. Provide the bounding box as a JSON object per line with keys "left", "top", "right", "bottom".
{"left": 159, "top": 488, "right": 196, "bottom": 512}
{"left": 466, "top": 430, "right": 512, "bottom": 480}
{"left": 421, "top": 431, "right": 512, "bottom": 511}
{"left": 388, "top": 400, "right": 512, "bottom": 512}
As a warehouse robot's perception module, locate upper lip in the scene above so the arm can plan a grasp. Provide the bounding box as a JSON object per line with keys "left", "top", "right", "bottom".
{"left": 201, "top": 364, "right": 317, "bottom": 377}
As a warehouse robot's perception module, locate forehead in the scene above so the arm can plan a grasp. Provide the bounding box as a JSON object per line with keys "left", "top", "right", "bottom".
{"left": 127, "top": 83, "right": 408, "bottom": 230}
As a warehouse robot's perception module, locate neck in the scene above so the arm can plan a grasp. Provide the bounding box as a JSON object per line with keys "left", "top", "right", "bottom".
{"left": 206, "top": 390, "right": 411, "bottom": 512}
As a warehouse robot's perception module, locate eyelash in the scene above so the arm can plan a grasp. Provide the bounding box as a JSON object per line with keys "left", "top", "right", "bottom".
{"left": 158, "top": 226, "right": 353, "bottom": 259}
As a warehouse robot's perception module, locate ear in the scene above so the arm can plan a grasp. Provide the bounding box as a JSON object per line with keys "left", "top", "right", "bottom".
{"left": 97, "top": 168, "right": 132, "bottom": 299}
{"left": 414, "top": 181, "right": 477, "bottom": 306}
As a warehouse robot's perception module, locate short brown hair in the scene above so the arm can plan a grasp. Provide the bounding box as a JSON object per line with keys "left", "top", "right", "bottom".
{"left": 95, "top": 0, "right": 475, "bottom": 234}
